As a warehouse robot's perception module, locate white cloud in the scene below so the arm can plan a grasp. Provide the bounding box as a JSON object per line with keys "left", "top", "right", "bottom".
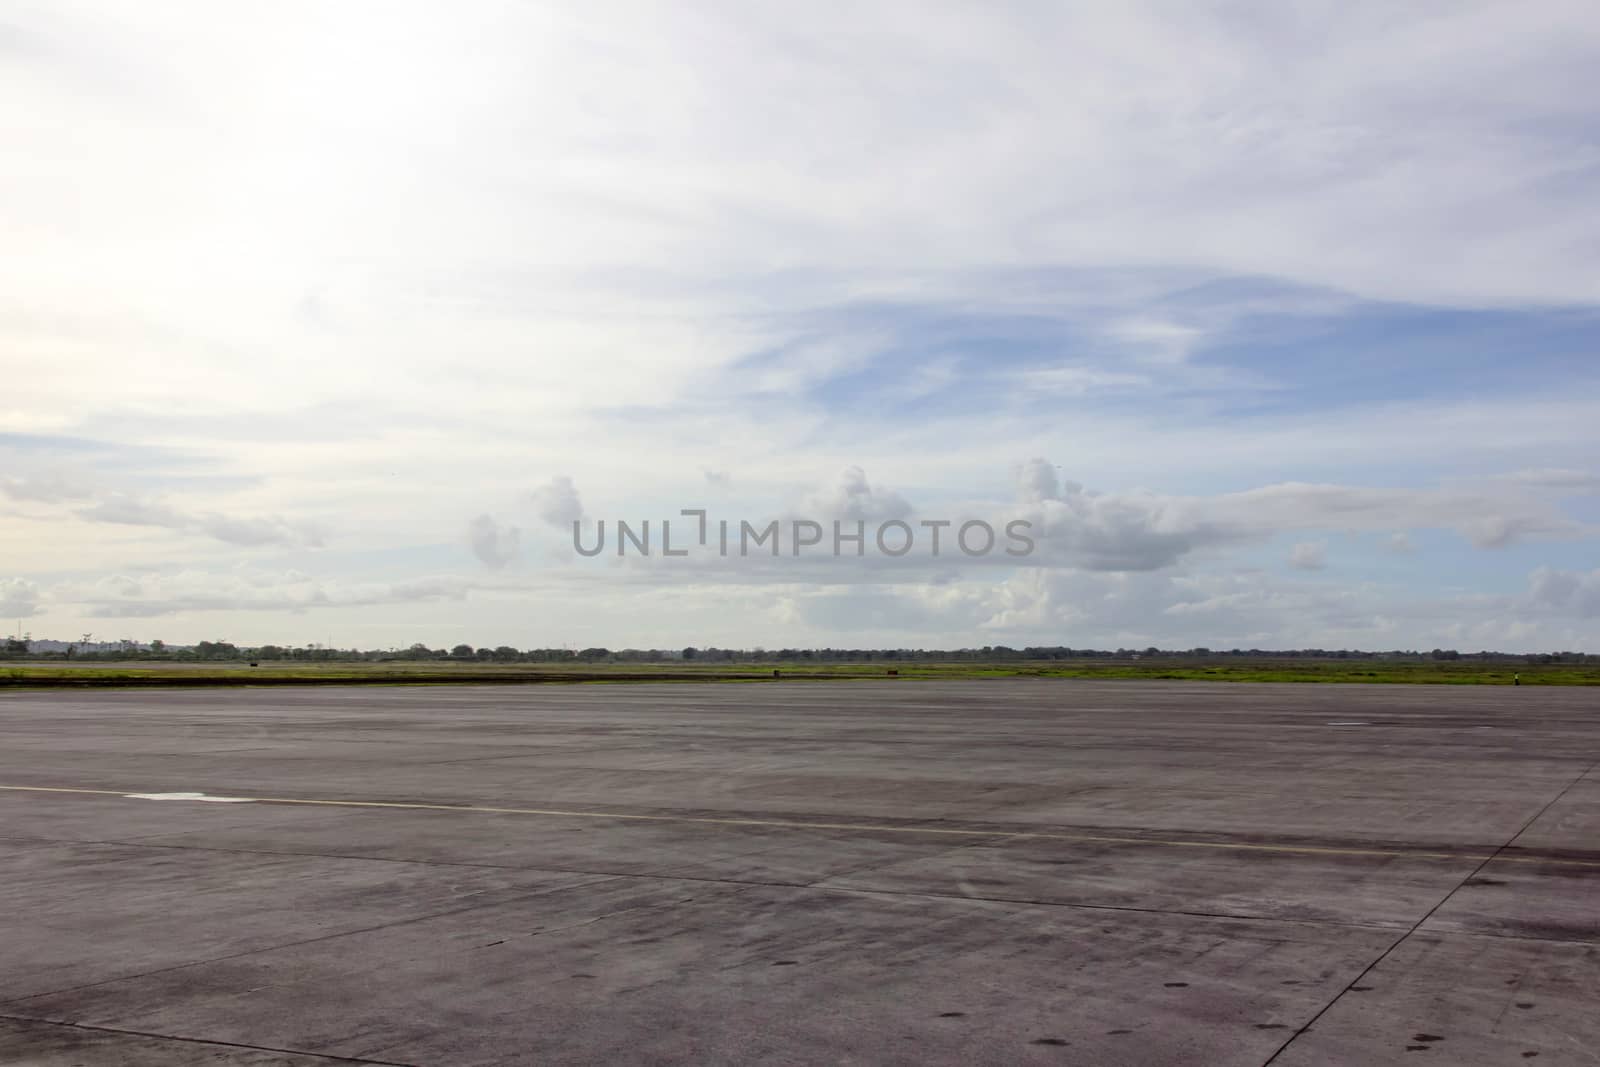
{"left": 1528, "top": 567, "right": 1600, "bottom": 618}
{"left": 719, "top": 568, "right": 1527, "bottom": 652}
{"left": 1016, "top": 458, "right": 1066, "bottom": 506}
{"left": 67, "top": 571, "right": 472, "bottom": 618}
{"left": 75, "top": 493, "right": 324, "bottom": 548}
{"left": 1022, "top": 482, "right": 1223, "bottom": 572}
{"left": 7, "top": 2, "right": 1599, "bottom": 435}
{"left": 1019, "top": 365, "right": 1151, "bottom": 396}
{"left": 0, "top": 472, "right": 93, "bottom": 504}
{"left": 527, "top": 476, "right": 584, "bottom": 530}
{"left": 4, "top": 5, "right": 1600, "bottom": 648}
{"left": 1, "top": 474, "right": 326, "bottom": 550}
{"left": 1103, "top": 318, "right": 1205, "bottom": 365}
{"left": 0, "top": 578, "right": 41, "bottom": 619}
{"left": 1200, "top": 481, "right": 1586, "bottom": 550}
{"left": 805, "top": 467, "right": 911, "bottom": 523}
{"left": 467, "top": 514, "right": 520, "bottom": 570}
{"left": 501, "top": 462, "right": 1594, "bottom": 586}
{"left": 1289, "top": 541, "right": 1327, "bottom": 571}
{"left": 995, "top": 465, "right": 1586, "bottom": 573}
{"left": 1500, "top": 469, "right": 1600, "bottom": 492}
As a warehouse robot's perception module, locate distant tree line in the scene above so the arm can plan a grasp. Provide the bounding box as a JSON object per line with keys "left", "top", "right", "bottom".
{"left": 2, "top": 637, "right": 1594, "bottom": 666}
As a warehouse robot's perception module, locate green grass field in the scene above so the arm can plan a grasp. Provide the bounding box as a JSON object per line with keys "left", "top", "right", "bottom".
{"left": 2, "top": 659, "right": 1595, "bottom": 688}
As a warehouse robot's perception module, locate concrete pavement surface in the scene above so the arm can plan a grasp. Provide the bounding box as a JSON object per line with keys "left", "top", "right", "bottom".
{"left": 0, "top": 680, "right": 1596, "bottom": 1065}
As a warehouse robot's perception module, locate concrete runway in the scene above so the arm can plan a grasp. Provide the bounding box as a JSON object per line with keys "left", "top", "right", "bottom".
{"left": 0, "top": 680, "right": 1596, "bottom": 1066}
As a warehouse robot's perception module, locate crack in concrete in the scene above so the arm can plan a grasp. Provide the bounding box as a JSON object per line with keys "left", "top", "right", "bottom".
{"left": 0, "top": 1014, "right": 419, "bottom": 1065}
{"left": 1259, "top": 755, "right": 1600, "bottom": 1066}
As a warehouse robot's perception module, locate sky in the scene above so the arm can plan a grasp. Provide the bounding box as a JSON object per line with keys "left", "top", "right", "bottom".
{"left": 3, "top": 1, "right": 1599, "bottom": 652}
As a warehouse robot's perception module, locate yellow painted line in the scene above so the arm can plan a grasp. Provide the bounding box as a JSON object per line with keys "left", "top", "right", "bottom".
{"left": 4, "top": 783, "right": 1598, "bottom": 869}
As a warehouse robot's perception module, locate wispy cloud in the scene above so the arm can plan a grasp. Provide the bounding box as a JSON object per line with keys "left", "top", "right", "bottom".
{"left": 69, "top": 571, "right": 472, "bottom": 619}
{"left": 3, "top": 476, "right": 324, "bottom": 549}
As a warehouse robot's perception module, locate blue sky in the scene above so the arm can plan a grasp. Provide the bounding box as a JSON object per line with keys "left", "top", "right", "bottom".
{"left": 3, "top": 1, "right": 1599, "bottom": 651}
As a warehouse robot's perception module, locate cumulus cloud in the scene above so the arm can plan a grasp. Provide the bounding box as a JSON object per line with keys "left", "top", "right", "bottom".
{"left": 528, "top": 476, "right": 583, "bottom": 529}
{"left": 467, "top": 514, "right": 520, "bottom": 570}
{"left": 552, "top": 461, "right": 1592, "bottom": 590}
{"left": 1527, "top": 567, "right": 1600, "bottom": 618}
{"left": 754, "top": 569, "right": 1405, "bottom": 651}
{"left": 805, "top": 466, "right": 912, "bottom": 522}
{"left": 0, "top": 578, "right": 40, "bottom": 618}
{"left": 562, "top": 561, "right": 1591, "bottom": 653}
{"left": 1008, "top": 464, "right": 1590, "bottom": 571}
{"left": 1016, "top": 458, "right": 1068, "bottom": 505}
{"left": 1014, "top": 463, "right": 1226, "bottom": 571}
